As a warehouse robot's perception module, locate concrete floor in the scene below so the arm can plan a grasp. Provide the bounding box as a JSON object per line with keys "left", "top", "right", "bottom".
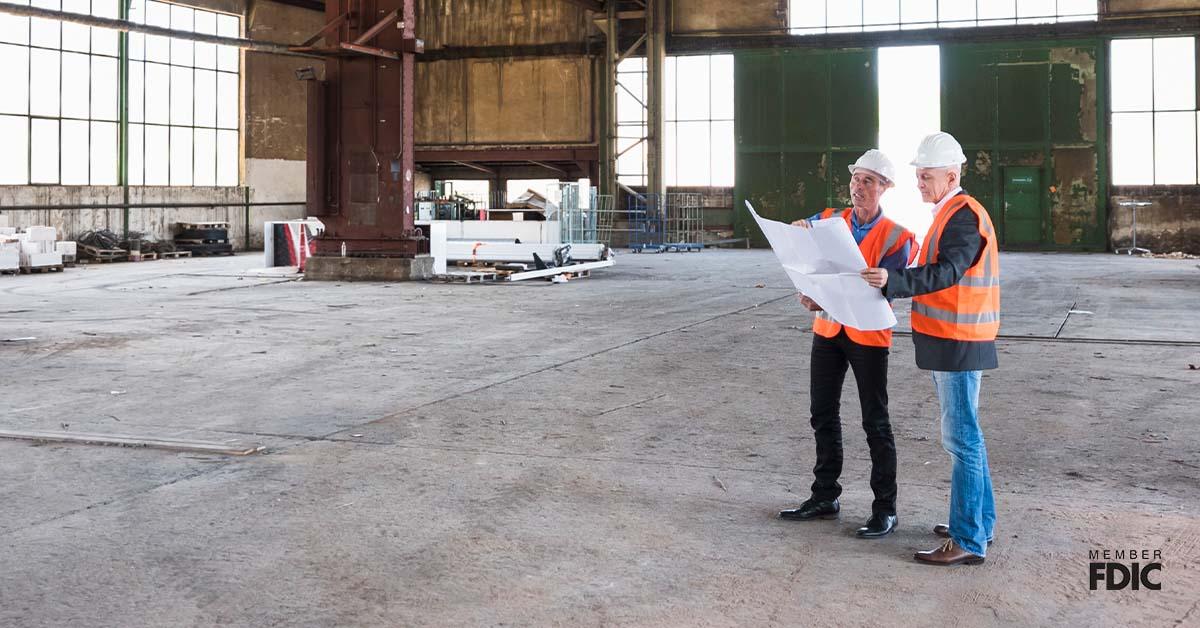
{"left": 1, "top": 250, "right": 1198, "bottom": 627}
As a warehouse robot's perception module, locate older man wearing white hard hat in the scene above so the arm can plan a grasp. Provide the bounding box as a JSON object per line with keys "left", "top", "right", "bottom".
{"left": 861, "top": 132, "right": 1001, "bottom": 566}
{"left": 778, "top": 149, "right": 917, "bottom": 540}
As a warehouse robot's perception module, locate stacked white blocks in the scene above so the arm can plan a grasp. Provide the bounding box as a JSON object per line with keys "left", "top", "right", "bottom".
{"left": 17, "top": 226, "right": 64, "bottom": 270}
{"left": 1, "top": 214, "right": 19, "bottom": 271}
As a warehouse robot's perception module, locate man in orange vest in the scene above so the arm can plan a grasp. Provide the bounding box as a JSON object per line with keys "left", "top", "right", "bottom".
{"left": 778, "top": 149, "right": 916, "bottom": 539}
{"left": 861, "top": 132, "right": 1000, "bottom": 566}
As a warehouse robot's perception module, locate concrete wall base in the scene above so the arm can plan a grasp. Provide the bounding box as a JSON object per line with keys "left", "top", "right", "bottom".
{"left": 304, "top": 255, "right": 433, "bottom": 281}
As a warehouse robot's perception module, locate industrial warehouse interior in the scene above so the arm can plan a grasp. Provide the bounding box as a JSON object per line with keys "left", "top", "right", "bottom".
{"left": 2, "top": 0, "right": 1199, "bottom": 625}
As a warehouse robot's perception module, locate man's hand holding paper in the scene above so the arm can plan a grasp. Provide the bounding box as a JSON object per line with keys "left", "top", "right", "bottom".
{"left": 747, "top": 201, "right": 897, "bottom": 331}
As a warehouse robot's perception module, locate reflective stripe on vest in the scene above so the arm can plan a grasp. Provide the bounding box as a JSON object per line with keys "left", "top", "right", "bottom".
{"left": 811, "top": 208, "right": 915, "bottom": 348}
{"left": 911, "top": 301, "right": 1000, "bottom": 325}
{"left": 910, "top": 194, "right": 1001, "bottom": 342}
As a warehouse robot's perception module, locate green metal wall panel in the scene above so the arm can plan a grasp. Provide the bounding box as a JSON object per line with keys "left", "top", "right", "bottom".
{"left": 740, "top": 152, "right": 784, "bottom": 222}
{"left": 781, "top": 56, "right": 828, "bottom": 150}
{"left": 735, "top": 48, "right": 878, "bottom": 245}
{"left": 735, "top": 41, "right": 1103, "bottom": 250}
{"left": 735, "top": 54, "right": 784, "bottom": 151}
{"left": 829, "top": 53, "right": 878, "bottom": 148}
{"left": 943, "top": 52, "right": 995, "bottom": 146}
{"left": 997, "top": 62, "right": 1049, "bottom": 144}
{"left": 782, "top": 151, "right": 829, "bottom": 216}
{"left": 940, "top": 40, "right": 1106, "bottom": 250}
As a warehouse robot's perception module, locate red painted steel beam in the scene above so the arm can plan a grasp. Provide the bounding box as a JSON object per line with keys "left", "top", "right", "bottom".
{"left": 415, "top": 148, "right": 600, "bottom": 163}
{"left": 299, "top": 11, "right": 348, "bottom": 47}
{"left": 352, "top": 8, "right": 398, "bottom": 45}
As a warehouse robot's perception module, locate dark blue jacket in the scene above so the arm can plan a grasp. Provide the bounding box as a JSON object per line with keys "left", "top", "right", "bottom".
{"left": 882, "top": 192, "right": 999, "bottom": 372}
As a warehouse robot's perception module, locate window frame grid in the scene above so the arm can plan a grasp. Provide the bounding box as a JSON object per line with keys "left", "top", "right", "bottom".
{"left": 1110, "top": 35, "right": 1199, "bottom": 186}
{"left": 789, "top": 0, "right": 1098, "bottom": 35}
{"left": 3, "top": 0, "right": 122, "bottom": 185}
{"left": 616, "top": 54, "right": 736, "bottom": 188}
{"left": 615, "top": 59, "right": 648, "bottom": 186}
{"left": 0, "top": 0, "right": 240, "bottom": 186}
{"left": 665, "top": 55, "right": 735, "bottom": 188}
{"left": 127, "top": 0, "right": 240, "bottom": 187}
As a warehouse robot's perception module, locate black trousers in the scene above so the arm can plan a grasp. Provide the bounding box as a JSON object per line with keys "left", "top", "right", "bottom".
{"left": 809, "top": 330, "right": 897, "bottom": 515}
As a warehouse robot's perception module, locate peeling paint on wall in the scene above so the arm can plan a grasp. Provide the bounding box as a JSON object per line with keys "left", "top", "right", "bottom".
{"left": 418, "top": 57, "right": 592, "bottom": 146}
{"left": 1050, "top": 148, "right": 1098, "bottom": 246}
{"left": 418, "top": 0, "right": 591, "bottom": 50}
{"left": 671, "top": 0, "right": 786, "bottom": 34}
{"left": 1050, "top": 47, "right": 1098, "bottom": 142}
{"left": 974, "top": 151, "right": 992, "bottom": 177}
{"left": 1111, "top": 187, "right": 1200, "bottom": 253}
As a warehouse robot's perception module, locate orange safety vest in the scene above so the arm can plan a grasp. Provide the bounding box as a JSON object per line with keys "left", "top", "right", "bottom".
{"left": 812, "top": 208, "right": 917, "bottom": 348}
{"left": 910, "top": 195, "right": 1001, "bottom": 342}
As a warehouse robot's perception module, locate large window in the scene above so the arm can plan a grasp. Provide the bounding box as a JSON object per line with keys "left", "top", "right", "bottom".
{"left": 665, "top": 55, "right": 734, "bottom": 187}
{"left": 616, "top": 57, "right": 647, "bottom": 187}
{"left": 0, "top": 0, "right": 121, "bottom": 184}
{"left": 616, "top": 54, "right": 735, "bottom": 188}
{"left": 0, "top": 0, "right": 239, "bottom": 186}
{"left": 789, "top": 0, "right": 1097, "bottom": 34}
{"left": 1111, "top": 37, "right": 1198, "bottom": 185}
{"left": 128, "top": 0, "right": 240, "bottom": 186}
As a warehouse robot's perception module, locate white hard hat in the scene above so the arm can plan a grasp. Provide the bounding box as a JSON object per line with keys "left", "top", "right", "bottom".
{"left": 910, "top": 132, "right": 967, "bottom": 168}
{"left": 847, "top": 149, "right": 895, "bottom": 183}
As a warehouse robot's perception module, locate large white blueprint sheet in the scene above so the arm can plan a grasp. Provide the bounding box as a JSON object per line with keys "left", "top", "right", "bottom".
{"left": 745, "top": 201, "right": 897, "bottom": 331}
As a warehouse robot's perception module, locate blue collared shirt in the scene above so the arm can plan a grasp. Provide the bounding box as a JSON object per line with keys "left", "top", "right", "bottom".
{"left": 808, "top": 208, "right": 911, "bottom": 271}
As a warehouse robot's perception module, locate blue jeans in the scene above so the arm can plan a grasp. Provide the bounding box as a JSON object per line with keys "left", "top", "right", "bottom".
{"left": 932, "top": 371, "right": 995, "bottom": 556}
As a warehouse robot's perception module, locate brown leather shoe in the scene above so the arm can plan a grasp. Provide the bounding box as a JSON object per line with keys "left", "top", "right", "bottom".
{"left": 914, "top": 539, "right": 985, "bottom": 566}
{"left": 933, "top": 524, "right": 993, "bottom": 545}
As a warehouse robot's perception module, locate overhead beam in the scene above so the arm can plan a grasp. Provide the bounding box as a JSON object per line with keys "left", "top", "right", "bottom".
{"left": 269, "top": 0, "right": 325, "bottom": 12}
{"left": 419, "top": 42, "right": 596, "bottom": 61}
{"left": 663, "top": 13, "right": 1200, "bottom": 54}
{"left": 417, "top": 147, "right": 599, "bottom": 163}
{"left": 0, "top": 0, "right": 319, "bottom": 57}
{"left": 454, "top": 161, "right": 496, "bottom": 174}
{"left": 528, "top": 161, "right": 568, "bottom": 175}
{"left": 560, "top": 0, "right": 605, "bottom": 12}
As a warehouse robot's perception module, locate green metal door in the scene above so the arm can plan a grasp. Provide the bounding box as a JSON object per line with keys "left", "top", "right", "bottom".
{"left": 1002, "top": 167, "right": 1042, "bottom": 246}
{"left": 734, "top": 49, "right": 878, "bottom": 245}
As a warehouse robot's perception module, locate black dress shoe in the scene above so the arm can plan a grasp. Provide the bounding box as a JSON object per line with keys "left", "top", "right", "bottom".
{"left": 779, "top": 498, "right": 840, "bottom": 521}
{"left": 856, "top": 513, "right": 898, "bottom": 538}
{"left": 933, "top": 524, "right": 993, "bottom": 545}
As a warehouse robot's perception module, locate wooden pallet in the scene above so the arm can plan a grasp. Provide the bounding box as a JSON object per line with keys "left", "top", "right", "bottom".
{"left": 177, "top": 221, "right": 230, "bottom": 231}
{"left": 20, "top": 264, "right": 64, "bottom": 274}
{"left": 432, "top": 271, "right": 499, "bottom": 283}
{"left": 177, "top": 248, "right": 235, "bottom": 257}
{"left": 80, "top": 244, "right": 127, "bottom": 262}
{"left": 129, "top": 251, "right": 158, "bottom": 261}
{"left": 175, "top": 244, "right": 232, "bottom": 257}
{"left": 159, "top": 250, "right": 192, "bottom": 259}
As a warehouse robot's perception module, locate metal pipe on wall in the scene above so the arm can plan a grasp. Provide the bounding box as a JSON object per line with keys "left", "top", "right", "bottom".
{"left": 0, "top": 1, "right": 320, "bottom": 58}
{"left": 0, "top": 202, "right": 305, "bottom": 211}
